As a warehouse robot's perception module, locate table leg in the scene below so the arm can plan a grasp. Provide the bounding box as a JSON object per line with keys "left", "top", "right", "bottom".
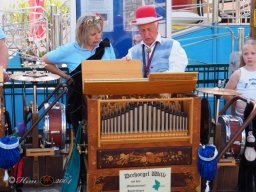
{"left": 32, "top": 112, "right": 39, "bottom": 148}
{"left": 215, "top": 96, "right": 220, "bottom": 124}
{"left": 33, "top": 83, "right": 37, "bottom": 112}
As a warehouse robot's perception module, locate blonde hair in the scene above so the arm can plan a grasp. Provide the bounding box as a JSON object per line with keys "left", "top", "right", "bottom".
{"left": 240, "top": 39, "right": 256, "bottom": 67}
{"left": 75, "top": 14, "right": 103, "bottom": 47}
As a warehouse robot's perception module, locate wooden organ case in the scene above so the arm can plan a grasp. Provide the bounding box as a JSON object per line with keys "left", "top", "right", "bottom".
{"left": 82, "top": 60, "right": 201, "bottom": 192}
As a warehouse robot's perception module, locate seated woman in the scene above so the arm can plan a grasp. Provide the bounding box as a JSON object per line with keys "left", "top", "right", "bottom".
{"left": 42, "top": 14, "right": 116, "bottom": 134}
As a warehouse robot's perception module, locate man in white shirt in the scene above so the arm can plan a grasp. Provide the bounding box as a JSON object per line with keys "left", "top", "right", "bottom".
{"left": 124, "top": 5, "right": 188, "bottom": 77}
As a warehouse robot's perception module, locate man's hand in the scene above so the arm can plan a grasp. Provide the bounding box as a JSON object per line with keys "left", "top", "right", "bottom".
{"left": 121, "top": 56, "right": 131, "bottom": 61}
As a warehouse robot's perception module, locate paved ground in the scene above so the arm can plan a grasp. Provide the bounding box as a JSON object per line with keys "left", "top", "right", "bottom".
{"left": 18, "top": 184, "right": 85, "bottom": 191}
{"left": 20, "top": 188, "right": 59, "bottom": 192}
{"left": 15, "top": 185, "right": 61, "bottom": 192}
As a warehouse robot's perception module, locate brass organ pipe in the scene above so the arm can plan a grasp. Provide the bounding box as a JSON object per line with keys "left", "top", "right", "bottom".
{"left": 152, "top": 102, "right": 157, "bottom": 132}
{"left": 161, "top": 103, "right": 165, "bottom": 132}
{"left": 138, "top": 102, "right": 143, "bottom": 133}
{"left": 178, "top": 113, "right": 182, "bottom": 131}
{"left": 122, "top": 105, "right": 125, "bottom": 134}
{"left": 107, "top": 111, "right": 111, "bottom": 134}
{"left": 143, "top": 103, "right": 148, "bottom": 133}
{"left": 134, "top": 103, "right": 138, "bottom": 133}
{"left": 157, "top": 103, "right": 161, "bottom": 132}
{"left": 148, "top": 102, "right": 152, "bottom": 132}
{"left": 169, "top": 106, "right": 173, "bottom": 131}
{"left": 175, "top": 112, "right": 177, "bottom": 131}
{"left": 129, "top": 103, "right": 134, "bottom": 133}
{"left": 110, "top": 111, "right": 113, "bottom": 134}
{"left": 125, "top": 104, "right": 129, "bottom": 133}
{"left": 165, "top": 105, "right": 169, "bottom": 132}
{"left": 113, "top": 110, "right": 117, "bottom": 134}
{"left": 117, "top": 106, "right": 121, "bottom": 134}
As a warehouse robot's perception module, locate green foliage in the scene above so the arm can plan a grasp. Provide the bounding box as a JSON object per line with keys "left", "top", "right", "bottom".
{"left": 5, "top": 0, "right": 30, "bottom": 23}
{"left": 4, "top": 0, "right": 70, "bottom": 58}
{"left": 9, "top": 0, "right": 29, "bottom": 9}
{"left": 43, "top": 0, "right": 70, "bottom": 17}
{"left": 7, "top": 0, "right": 69, "bottom": 16}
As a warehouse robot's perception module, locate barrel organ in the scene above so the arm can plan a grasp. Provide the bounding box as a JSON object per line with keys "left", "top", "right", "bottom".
{"left": 82, "top": 60, "right": 201, "bottom": 192}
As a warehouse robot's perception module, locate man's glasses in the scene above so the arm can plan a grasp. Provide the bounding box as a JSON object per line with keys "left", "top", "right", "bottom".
{"left": 83, "top": 16, "right": 102, "bottom": 25}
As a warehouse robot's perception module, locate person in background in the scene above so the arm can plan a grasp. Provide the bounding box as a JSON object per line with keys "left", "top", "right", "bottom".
{"left": 224, "top": 39, "right": 256, "bottom": 192}
{"left": 0, "top": 27, "right": 9, "bottom": 82}
{"left": 123, "top": 5, "right": 188, "bottom": 77}
{"left": 224, "top": 39, "right": 256, "bottom": 117}
{"left": 42, "top": 14, "right": 116, "bottom": 134}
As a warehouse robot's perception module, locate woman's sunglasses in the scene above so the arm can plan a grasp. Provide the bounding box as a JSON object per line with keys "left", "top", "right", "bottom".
{"left": 83, "top": 16, "right": 102, "bottom": 25}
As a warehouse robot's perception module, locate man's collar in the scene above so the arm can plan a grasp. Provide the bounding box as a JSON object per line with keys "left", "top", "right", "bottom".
{"left": 155, "top": 33, "right": 162, "bottom": 44}
{"left": 141, "top": 33, "right": 161, "bottom": 48}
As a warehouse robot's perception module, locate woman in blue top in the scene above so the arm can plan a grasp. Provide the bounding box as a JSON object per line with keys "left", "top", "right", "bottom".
{"left": 42, "top": 14, "right": 116, "bottom": 133}
{"left": 42, "top": 14, "right": 115, "bottom": 80}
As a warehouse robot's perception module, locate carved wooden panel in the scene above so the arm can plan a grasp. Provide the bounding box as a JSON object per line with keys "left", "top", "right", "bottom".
{"left": 97, "top": 146, "right": 192, "bottom": 169}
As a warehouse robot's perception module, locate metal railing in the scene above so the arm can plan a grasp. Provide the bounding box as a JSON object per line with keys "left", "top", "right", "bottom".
{"left": 186, "top": 63, "right": 230, "bottom": 117}
{"left": 219, "top": 0, "right": 250, "bottom": 24}
{"left": 172, "top": 0, "right": 250, "bottom": 27}
{"left": 1, "top": 1, "right": 70, "bottom": 63}
{"left": 186, "top": 63, "right": 229, "bottom": 87}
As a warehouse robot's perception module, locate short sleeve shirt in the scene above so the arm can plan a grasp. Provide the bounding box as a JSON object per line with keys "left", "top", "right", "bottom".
{"left": 47, "top": 41, "right": 116, "bottom": 72}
